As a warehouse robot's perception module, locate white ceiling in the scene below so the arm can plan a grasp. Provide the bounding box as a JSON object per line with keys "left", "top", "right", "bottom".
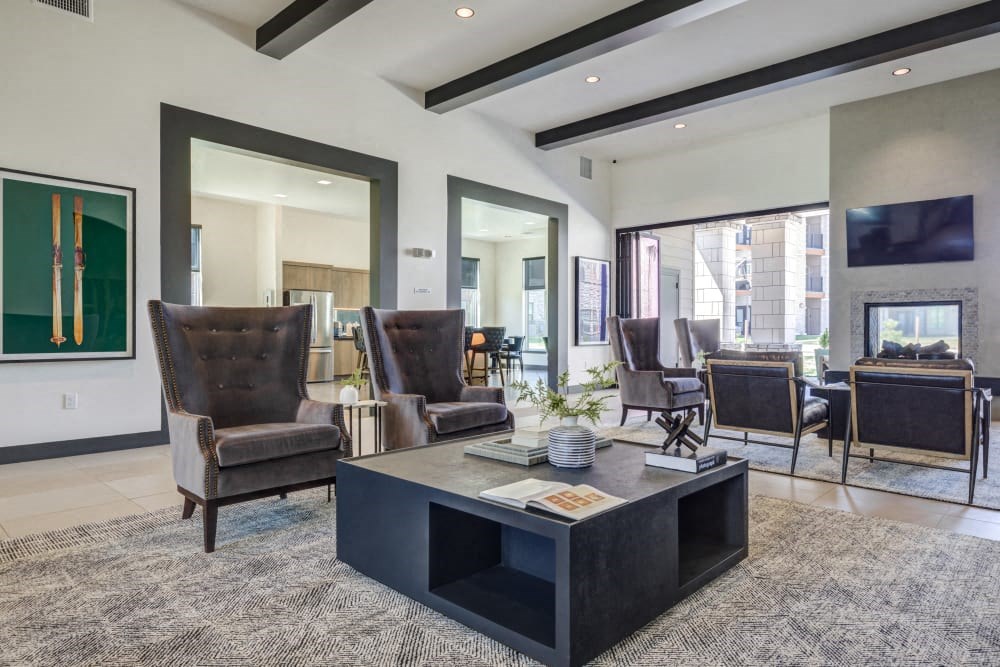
{"left": 190, "top": 140, "right": 371, "bottom": 220}
{"left": 461, "top": 198, "right": 549, "bottom": 243}
{"left": 177, "top": 0, "right": 1000, "bottom": 160}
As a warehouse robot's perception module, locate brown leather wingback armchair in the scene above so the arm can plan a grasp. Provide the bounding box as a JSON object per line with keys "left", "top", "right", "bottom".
{"left": 608, "top": 316, "right": 705, "bottom": 425}
{"left": 361, "top": 307, "right": 514, "bottom": 449}
{"left": 149, "top": 301, "right": 351, "bottom": 552}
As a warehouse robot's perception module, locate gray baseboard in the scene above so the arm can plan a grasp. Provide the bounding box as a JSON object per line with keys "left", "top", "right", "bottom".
{"left": 0, "top": 405, "right": 168, "bottom": 465}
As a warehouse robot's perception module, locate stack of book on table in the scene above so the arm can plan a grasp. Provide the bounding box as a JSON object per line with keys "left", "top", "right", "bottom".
{"left": 464, "top": 439, "right": 547, "bottom": 465}
{"left": 464, "top": 425, "right": 614, "bottom": 466}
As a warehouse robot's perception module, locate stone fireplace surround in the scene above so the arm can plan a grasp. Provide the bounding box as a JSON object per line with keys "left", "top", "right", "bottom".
{"left": 850, "top": 288, "right": 979, "bottom": 363}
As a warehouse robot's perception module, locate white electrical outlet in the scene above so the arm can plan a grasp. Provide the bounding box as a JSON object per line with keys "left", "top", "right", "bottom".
{"left": 63, "top": 393, "right": 79, "bottom": 410}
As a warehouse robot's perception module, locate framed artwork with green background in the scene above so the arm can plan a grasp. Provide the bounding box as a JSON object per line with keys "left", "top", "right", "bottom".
{"left": 0, "top": 169, "right": 134, "bottom": 362}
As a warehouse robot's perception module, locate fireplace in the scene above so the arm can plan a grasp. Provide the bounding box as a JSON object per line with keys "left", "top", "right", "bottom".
{"left": 864, "top": 301, "right": 962, "bottom": 358}
{"left": 852, "top": 288, "right": 977, "bottom": 363}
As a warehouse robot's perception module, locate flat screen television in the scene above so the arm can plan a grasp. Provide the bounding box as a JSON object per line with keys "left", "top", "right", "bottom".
{"left": 846, "top": 195, "right": 973, "bottom": 268}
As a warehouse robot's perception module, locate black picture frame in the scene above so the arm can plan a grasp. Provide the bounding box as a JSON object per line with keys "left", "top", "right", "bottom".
{"left": 0, "top": 167, "right": 136, "bottom": 363}
{"left": 575, "top": 256, "right": 610, "bottom": 346}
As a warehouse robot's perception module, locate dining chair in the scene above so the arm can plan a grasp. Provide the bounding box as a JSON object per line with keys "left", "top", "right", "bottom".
{"left": 502, "top": 336, "right": 525, "bottom": 374}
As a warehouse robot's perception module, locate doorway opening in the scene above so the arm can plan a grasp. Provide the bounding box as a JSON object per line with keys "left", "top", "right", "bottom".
{"left": 617, "top": 203, "right": 831, "bottom": 377}
{"left": 447, "top": 177, "right": 568, "bottom": 391}
{"left": 189, "top": 140, "right": 372, "bottom": 394}
{"left": 161, "top": 105, "right": 400, "bottom": 425}
{"left": 459, "top": 198, "right": 551, "bottom": 388}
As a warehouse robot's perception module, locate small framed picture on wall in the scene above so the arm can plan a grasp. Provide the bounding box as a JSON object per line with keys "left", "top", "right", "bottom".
{"left": 575, "top": 256, "right": 610, "bottom": 346}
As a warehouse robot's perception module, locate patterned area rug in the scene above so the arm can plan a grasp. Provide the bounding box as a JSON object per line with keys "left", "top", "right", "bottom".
{"left": 2, "top": 491, "right": 1000, "bottom": 665}
{"left": 600, "top": 421, "right": 1000, "bottom": 509}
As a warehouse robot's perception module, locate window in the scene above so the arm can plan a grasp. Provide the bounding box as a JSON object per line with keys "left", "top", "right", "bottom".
{"left": 191, "top": 225, "right": 203, "bottom": 306}
{"left": 460, "top": 257, "right": 480, "bottom": 327}
{"left": 523, "top": 257, "right": 546, "bottom": 352}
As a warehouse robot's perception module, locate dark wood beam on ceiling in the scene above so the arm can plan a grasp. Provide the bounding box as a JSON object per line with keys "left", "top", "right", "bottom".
{"left": 257, "top": 0, "right": 374, "bottom": 59}
{"left": 535, "top": 0, "right": 1000, "bottom": 149}
{"left": 425, "top": 0, "right": 746, "bottom": 113}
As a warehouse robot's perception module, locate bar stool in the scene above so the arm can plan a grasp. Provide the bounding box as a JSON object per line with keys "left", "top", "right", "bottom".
{"left": 466, "top": 327, "right": 506, "bottom": 385}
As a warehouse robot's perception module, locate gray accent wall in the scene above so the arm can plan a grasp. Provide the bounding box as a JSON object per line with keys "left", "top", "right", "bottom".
{"left": 828, "top": 68, "right": 1000, "bottom": 374}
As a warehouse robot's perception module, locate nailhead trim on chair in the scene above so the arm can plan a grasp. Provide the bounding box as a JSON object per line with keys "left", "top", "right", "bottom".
{"left": 362, "top": 307, "right": 437, "bottom": 444}
{"left": 148, "top": 301, "right": 219, "bottom": 499}
{"left": 295, "top": 306, "right": 312, "bottom": 401}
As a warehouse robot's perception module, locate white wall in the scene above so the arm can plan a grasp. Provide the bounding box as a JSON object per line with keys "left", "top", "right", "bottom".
{"left": 281, "top": 207, "right": 370, "bottom": 270}
{"left": 0, "top": 0, "right": 612, "bottom": 449}
{"left": 828, "top": 69, "right": 1000, "bottom": 373}
{"left": 256, "top": 204, "right": 281, "bottom": 306}
{"left": 496, "top": 237, "right": 549, "bottom": 366}
{"left": 654, "top": 225, "right": 695, "bottom": 320}
{"left": 612, "top": 115, "right": 830, "bottom": 228}
{"left": 460, "top": 238, "right": 497, "bottom": 326}
{"left": 191, "top": 196, "right": 258, "bottom": 307}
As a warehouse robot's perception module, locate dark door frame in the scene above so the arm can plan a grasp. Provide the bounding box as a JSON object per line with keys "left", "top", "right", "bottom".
{"left": 0, "top": 105, "right": 401, "bottom": 465}
{"left": 161, "top": 103, "right": 398, "bottom": 307}
{"left": 615, "top": 201, "right": 829, "bottom": 320}
{"left": 446, "top": 176, "right": 568, "bottom": 390}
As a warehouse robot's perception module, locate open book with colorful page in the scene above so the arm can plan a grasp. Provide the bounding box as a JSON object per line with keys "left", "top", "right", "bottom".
{"left": 479, "top": 478, "right": 626, "bottom": 520}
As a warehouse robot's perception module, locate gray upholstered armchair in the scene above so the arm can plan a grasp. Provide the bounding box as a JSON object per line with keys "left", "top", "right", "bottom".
{"left": 361, "top": 307, "right": 514, "bottom": 449}
{"left": 149, "top": 301, "right": 351, "bottom": 552}
{"left": 674, "top": 317, "right": 721, "bottom": 367}
{"left": 608, "top": 316, "right": 706, "bottom": 425}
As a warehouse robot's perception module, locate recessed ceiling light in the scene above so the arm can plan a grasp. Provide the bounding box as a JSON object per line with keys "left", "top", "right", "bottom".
{"left": 479, "top": 228, "right": 488, "bottom": 232}
{"left": 892, "top": 67, "right": 911, "bottom": 76}
{"left": 316, "top": 179, "right": 332, "bottom": 185}
{"left": 674, "top": 122, "right": 687, "bottom": 129}
{"left": 585, "top": 75, "right": 601, "bottom": 84}
{"left": 273, "top": 193, "right": 288, "bottom": 198}
{"left": 525, "top": 221, "right": 536, "bottom": 225}
{"left": 455, "top": 7, "right": 474, "bottom": 18}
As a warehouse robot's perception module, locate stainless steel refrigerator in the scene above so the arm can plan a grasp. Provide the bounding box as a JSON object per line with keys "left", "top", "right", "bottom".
{"left": 283, "top": 289, "right": 334, "bottom": 382}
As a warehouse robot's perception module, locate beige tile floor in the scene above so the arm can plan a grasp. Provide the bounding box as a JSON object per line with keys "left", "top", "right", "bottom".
{"left": 1, "top": 391, "right": 999, "bottom": 542}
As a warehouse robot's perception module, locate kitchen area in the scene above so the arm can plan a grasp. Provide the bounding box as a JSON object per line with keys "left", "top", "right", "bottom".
{"left": 283, "top": 262, "right": 369, "bottom": 383}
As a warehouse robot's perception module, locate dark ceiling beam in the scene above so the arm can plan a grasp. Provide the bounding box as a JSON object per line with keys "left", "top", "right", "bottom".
{"left": 425, "top": 0, "right": 747, "bottom": 113}
{"left": 535, "top": 0, "right": 1000, "bottom": 149}
{"left": 257, "top": 0, "right": 374, "bottom": 59}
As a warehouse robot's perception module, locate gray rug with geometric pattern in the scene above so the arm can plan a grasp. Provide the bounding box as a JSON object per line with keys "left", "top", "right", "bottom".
{"left": 601, "top": 421, "right": 1000, "bottom": 510}
{"left": 2, "top": 490, "right": 1000, "bottom": 665}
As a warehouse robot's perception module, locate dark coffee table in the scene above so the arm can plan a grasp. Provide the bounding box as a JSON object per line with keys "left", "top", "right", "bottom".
{"left": 336, "top": 440, "right": 749, "bottom": 667}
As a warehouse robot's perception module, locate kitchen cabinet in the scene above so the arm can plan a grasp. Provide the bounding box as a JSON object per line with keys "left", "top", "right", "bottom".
{"left": 282, "top": 262, "right": 369, "bottom": 308}
{"left": 334, "top": 339, "right": 357, "bottom": 377}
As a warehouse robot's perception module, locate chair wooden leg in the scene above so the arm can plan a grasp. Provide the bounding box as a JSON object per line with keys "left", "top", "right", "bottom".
{"left": 697, "top": 403, "right": 705, "bottom": 425}
{"left": 203, "top": 501, "right": 218, "bottom": 554}
{"left": 181, "top": 497, "right": 196, "bottom": 520}
{"left": 620, "top": 408, "right": 628, "bottom": 426}
{"left": 498, "top": 358, "right": 505, "bottom": 386}
{"left": 647, "top": 410, "right": 653, "bottom": 422}
{"left": 279, "top": 492, "right": 287, "bottom": 499}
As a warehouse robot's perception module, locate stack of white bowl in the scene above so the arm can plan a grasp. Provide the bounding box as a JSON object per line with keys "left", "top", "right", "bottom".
{"left": 547, "top": 426, "right": 597, "bottom": 468}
